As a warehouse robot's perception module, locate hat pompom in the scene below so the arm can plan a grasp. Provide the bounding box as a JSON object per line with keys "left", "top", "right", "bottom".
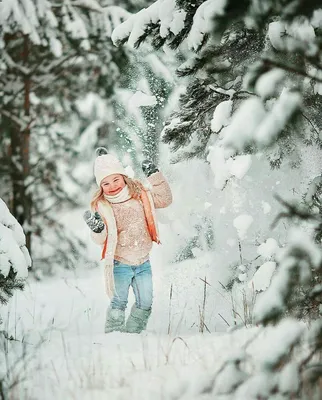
{"left": 95, "top": 147, "right": 108, "bottom": 157}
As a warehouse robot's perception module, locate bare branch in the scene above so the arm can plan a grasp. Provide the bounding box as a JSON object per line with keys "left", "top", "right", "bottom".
{"left": 271, "top": 193, "right": 321, "bottom": 229}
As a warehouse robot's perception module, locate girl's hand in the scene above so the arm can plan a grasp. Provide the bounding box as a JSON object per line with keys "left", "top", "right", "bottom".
{"left": 142, "top": 160, "right": 159, "bottom": 177}
{"left": 83, "top": 211, "right": 105, "bottom": 233}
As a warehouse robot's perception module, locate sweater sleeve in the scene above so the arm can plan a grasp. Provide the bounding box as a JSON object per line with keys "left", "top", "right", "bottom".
{"left": 90, "top": 226, "right": 107, "bottom": 245}
{"left": 147, "top": 171, "right": 173, "bottom": 209}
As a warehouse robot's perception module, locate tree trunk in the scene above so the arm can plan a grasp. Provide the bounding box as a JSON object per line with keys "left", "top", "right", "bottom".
{"left": 22, "top": 35, "right": 32, "bottom": 253}
{"left": 8, "top": 35, "right": 32, "bottom": 259}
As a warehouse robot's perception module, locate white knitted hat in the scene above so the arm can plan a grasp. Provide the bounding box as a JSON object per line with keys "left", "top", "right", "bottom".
{"left": 94, "top": 148, "right": 127, "bottom": 186}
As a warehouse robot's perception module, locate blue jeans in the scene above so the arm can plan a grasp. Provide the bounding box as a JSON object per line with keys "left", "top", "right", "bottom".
{"left": 111, "top": 260, "right": 153, "bottom": 311}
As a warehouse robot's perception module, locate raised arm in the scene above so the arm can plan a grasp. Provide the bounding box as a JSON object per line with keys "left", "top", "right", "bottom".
{"left": 147, "top": 171, "right": 173, "bottom": 209}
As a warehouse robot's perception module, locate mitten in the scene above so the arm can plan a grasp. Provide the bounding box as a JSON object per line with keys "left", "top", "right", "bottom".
{"left": 83, "top": 210, "right": 105, "bottom": 233}
{"left": 142, "top": 159, "right": 159, "bottom": 177}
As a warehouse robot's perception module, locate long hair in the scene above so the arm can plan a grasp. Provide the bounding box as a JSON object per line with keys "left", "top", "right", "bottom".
{"left": 90, "top": 175, "right": 144, "bottom": 211}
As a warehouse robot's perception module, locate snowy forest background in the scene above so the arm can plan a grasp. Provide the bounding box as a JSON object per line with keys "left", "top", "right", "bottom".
{"left": 1, "top": 0, "right": 322, "bottom": 399}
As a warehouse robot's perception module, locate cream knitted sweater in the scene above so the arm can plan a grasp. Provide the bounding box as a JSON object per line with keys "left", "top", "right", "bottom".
{"left": 91, "top": 172, "right": 172, "bottom": 265}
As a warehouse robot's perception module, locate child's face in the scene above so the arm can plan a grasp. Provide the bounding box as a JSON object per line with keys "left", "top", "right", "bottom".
{"left": 101, "top": 174, "right": 126, "bottom": 196}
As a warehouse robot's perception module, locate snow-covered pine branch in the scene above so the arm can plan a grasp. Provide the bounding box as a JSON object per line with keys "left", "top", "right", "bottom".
{"left": 254, "top": 228, "right": 322, "bottom": 325}
{"left": 112, "top": 0, "right": 322, "bottom": 169}
{"left": 111, "top": 0, "right": 186, "bottom": 49}
{"left": 305, "top": 176, "right": 322, "bottom": 211}
{"left": 71, "top": 0, "right": 103, "bottom": 13}
{"left": 0, "top": 198, "right": 30, "bottom": 305}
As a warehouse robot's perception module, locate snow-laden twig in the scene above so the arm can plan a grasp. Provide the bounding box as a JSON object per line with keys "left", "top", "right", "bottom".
{"left": 262, "top": 57, "right": 322, "bottom": 84}
{"left": 3, "top": 52, "right": 31, "bottom": 76}
{"left": 0, "top": 110, "right": 33, "bottom": 131}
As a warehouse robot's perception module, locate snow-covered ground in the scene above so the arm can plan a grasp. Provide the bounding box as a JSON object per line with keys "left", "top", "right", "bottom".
{"left": 1, "top": 251, "right": 259, "bottom": 400}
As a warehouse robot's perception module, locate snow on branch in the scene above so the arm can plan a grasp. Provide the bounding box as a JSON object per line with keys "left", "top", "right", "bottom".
{"left": 3, "top": 51, "right": 31, "bottom": 76}
{"left": 102, "top": 6, "right": 131, "bottom": 37}
{"left": 0, "top": 0, "right": 57, "bottom": 46}
{"left": 0, "top": 0, "right": 119, "bottom": 54}
{"left": 254, "top": 228, "right": 322, "bottom": 325}
{"left": 254, "top": 90, "right": 302, "bottom": 147}
{"left": 71, "top": 0, "right": 103, "bottom": 13}
{"left": 0, "top": 199, "right": 31, "bottom": 281}
{"left": 221, "top": 89, "right": 302, "bottom": 153}
{"left": 268, "top": 19, "right": 318, "bottom": 58}
{"left": 305, "top": 176, "right": 322, "bottom": 207}
{"left": 111, "top": 0, "right": 186, "bottom": 48}
{"left": 186, "top": 0, "right": 227, "bottom": 51}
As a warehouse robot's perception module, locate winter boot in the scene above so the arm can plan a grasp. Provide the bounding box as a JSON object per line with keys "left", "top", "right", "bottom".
{"left": 125, "top": 305, "right": 151, "bottom": 334}
{"left": 104, "top": 307, "right": 125, "bottom": 333}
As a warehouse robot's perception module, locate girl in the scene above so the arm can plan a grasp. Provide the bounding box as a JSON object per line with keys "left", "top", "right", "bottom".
{"left": 83, "top": 148, "right": 172, "bottom": 334}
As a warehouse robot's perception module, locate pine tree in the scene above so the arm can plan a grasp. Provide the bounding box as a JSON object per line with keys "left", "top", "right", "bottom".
{"left": 112, "top": 1, "right": 322, "bottom": 396}
{"left": 0, "top": 0, "right": 130, "bottom": 271}
{"left": 0, "top": 0, "right": 175, "bottom": 272}
{"left": 112, "top": 0, "right": 322, "bottom": 166}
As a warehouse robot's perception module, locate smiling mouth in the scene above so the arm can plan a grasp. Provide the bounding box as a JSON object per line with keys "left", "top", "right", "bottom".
{"left": 110, "top": 188, "right": 121, "bottom": 194}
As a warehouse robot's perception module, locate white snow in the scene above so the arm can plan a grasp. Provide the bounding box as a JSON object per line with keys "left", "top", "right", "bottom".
{"left": 311, "top": 9, "right": 322, "bottom": 28}
{"left": 145, "top": 54, "right": 175, "bottom": 83}
{"left": 167, "top": 9, "right": 186, "bottom": 35}
{"left": 305, "top": 176, "right": 322, "bottom": 205}
{"left": 129, "top": 90, "right": 157, "bottom": 107}
{"left": 227, "top": 238, "right": 236, "bottom": 247}
{"left": 255, "top": 69, "right": 285, "bottom": 99}
{"left": 233, "top": 214, "right": 254, "bottom": 240}
{"left": 49, "top": 36, "right": 63, "bottom": 58}
{"left": 253, "top": 318, "right": 304, "bottom": 367}
{"left": 278, "top": 362, "right": 300, "bottom": 394}
{"left": 1, "top": 253, "right": 258, "bottom": 399}
{"left": 257, "top": 238, "right": 279, "bottom": 259}
{"left": 221, "top": 97, "right": 266, "bottom": 152}
{"left": 234, "top": 372, "right": 276, "bottom": 399}
{"left": 277, "top": 227, "right": 322, "bottom": 269}
{"left": 254, "top": 228, "right": 322, "bottom": 322}
{"left": 0, "top": 0, "right": 119, "bottom": 55}
{"left": 111, "top": 0, "right": 186, "bottom": 48}
{"left": 211, "top": 100, "right": 233, "bottom": 133}
{"left": 288, "top": 18, "right": 316, "bottom": 51}
{"left": 238, "top": 272, "right": 247, "bottom": 282}
{"left": 204, "top": 202, "right": 212, "bottom": 210}
{"left": 103, "top": 6, "right": 132, "bottom": 37}
{"left": 268, "top": 19, "right": 317, "bottom": 56}
{"left": 268, "top": 21, "right": 287, "bottom": 51}
{"left": 124, "top": 165, "right": 135, "bottom": 178}
{"left": 207, "top": 146, "right": 252, "bottom": 190}
{"left": 261, "top": 201, "right": 271, "bottom": 214}
{"left": 215, "top": 360, "right": 248, "bottom": 394}
{"left": 221, "top": 90, "right": 301, "bottom": 152}
{"left": 207, "top": 145, "right": 232, "bottom": 189}
{"left": 312, "top": 68, "right": 322, "bottom": 95}
{"left": 0, "top": 198, "right": 31, "bottom": 279}
{"left": 3, "top": 253, "right": 314, "bottom": 400}
{"left": 254, "top": 89, "right": 302, "bottom": 147}
{"left": 238, "top": 264, "right": 246, "bottom": 272}
{"left": 185, "top": 0, "right": 227, "bottom": 50}
{"left": 248, "top": 261, "right": 276, "bottom": 292}
{"left": 229, "top": 155, "right": 252, "bottom": 180}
